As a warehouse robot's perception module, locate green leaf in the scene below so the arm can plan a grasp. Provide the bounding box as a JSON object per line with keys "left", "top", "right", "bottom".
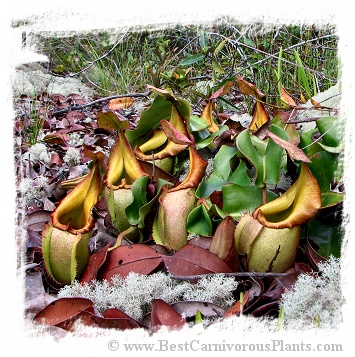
{"left": 222, "top": 184, "right": 277, "bottom": 220}
{"left": 235, "top": 129, "right": 264, "bottom": 187}
{"left": 228, "top": 160, "right": 251, "bottom": 186}
{"left": 214, "top": 40, "right": 226, "bottom": 56}
{"left": 321, "top": 192, "right": 345, "bottom": 209}
{"left": 263, "top": 124, "right": 289, "bottom": 185}
{"left": 177, "top": 98, "right": 192, "bottom": 121}
{"left": 198, "top": 29, "right": 209, "bottom": 51}
{"left": 214, "top": 145, "right": 237, "bottom": 179}
{"left": 195, "top": 125, "right": 229, "bottom": 150}
{"left": 189, "top": 114, "right": 209, "bottom": 132}
{"left": 195, "top": 174, "right": 227, "bottom": 199}
{"left": 187, "top": 204, "right": 213, "bottom": 236}
{"left": 126, "top": 95, "right": 172, "bottom": 144}
{"left": 294, "top": 49, "right": 312, "bottom": 98}
{"left": 243, "top": 37, "right": 255, "bottom": 48}
{"left": 305, "top": 218, "right": 343, "bottom": 258}
{"left": 179, "top": 53, "right": 205, "bottom": 66}
{"left": 316, "top": 116, "right": 344, "bottom": 148}
{"left": 126, "top": 177, "right": 173, "bottom": 228}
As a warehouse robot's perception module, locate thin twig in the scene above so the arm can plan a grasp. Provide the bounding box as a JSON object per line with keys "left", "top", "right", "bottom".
{"left": 50, "top": 91, "right": 151, "bottom": 116}
{"left": 171, "top": 271, "right": 290, "bottom": 281}
{"left": 68, "top": 31, "right": 129, "bottom": 78}
{"left": 285, "top": 117, "right": 322, "bottom": 124}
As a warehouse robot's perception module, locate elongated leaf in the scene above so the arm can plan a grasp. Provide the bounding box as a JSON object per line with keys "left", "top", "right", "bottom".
{"left": 134, "top": 105, "right": 190, "bottom": 161}
{"left": 235, "top": 129, "right": 264, "bottom": 187}
{"left": 294, "top": 49, "right": 312, "bottom": 99}
{"left": 195, "top": 125, "right": 229, "bottom": 150}
{"left": 200, "top": 101, "right": 219, "bottom": 133}
{"left": 70, "top": 310, "right": 145, "bottom": 330}
{"left": 80, "top": 243, "right": 111, "bottom": 283}
{"left": 138, "top": 130, "right": 168, "bottom": 153}
{"left": 195, "top": 174, "right": 227, "bottom": 199}
{"left": 316, "top": 116, "right": 344, "bottom": 148}
{"left": 228, "top": 160, "right": 251, "bottom": 186}
{"left": 179, "top": 53, "right": 205, "bottom": 66}
{"left": 209, "top": 81, "right": 233, "bottom": 99}
{"left": 160, "top": 119, "right": 193, "bottom": 145}
{"left": 170, "top": 146, "right": 207, "bottom": 192}
{"left": 280, "top": 87, "right": 297, "bottom": 108}
{"left": 99, "top": 244, "right": 163, "bottom": 281}
{"left": 23, "top": 210, "right": 51, "bottom": 232}
{"left": 305, "top": 218, "right": 343, "bottom": 259}
{"left": 266, "top": 130, "right": 310, "bottom": 163}
{"left": 163, "top": 244, "right": 232, "bottom": 276}
{"left": 189, "top": 114, "right": 209, "bottom": 132}
{"left": 146, "top": 84, "right": 179, "bottom": 103}
{"left": 214, "top": 145, "right": 237, "bottom": 179}
{"left": 34, "top": 297, "right": 93, "bottom": 326}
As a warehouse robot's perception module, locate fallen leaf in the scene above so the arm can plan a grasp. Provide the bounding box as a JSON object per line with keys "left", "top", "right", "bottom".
{"left": 23, "top": 210, "right": 52, "bottom": 232}
{"left": 33, "top": 297, "right": 93, "bottom": 326}
{"left": 237, "top": 76, "right": 265, "bottom": 99}
{"left": 280, "top": 87, "right": 297, "bottom": 107}
{"left": 209, "top": 81, "right": 234, "bottom": 99}
{"left": 108, "top": 97, "right": 134, "bottom": 110}
{"left": 163, "top": 244, "right": 232, "bottom": 277}
{"left": 98, "top": 244, "right": 163, "bottom": 281}
{"left": 150, "top": 299, "right": 187, "bottom": 331}
{"left": 80, "top": 242, "right": 111, "bottom": 283}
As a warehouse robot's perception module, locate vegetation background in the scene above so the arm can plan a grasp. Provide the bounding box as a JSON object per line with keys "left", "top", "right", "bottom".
{"left": 4, "top": 0, "right": 355, "bottom": 353}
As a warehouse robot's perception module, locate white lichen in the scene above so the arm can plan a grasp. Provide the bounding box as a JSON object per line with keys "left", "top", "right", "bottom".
{"left": 178, "top": 160, "right": 190, "bottom": 182}
{"left": 67, "top": 132, "right": 84, "bottom": 147}
{"left": 58, "top": 272, "right": 238, "bottom": 321}
{"left": 18, "top": 175, "right": 49, "bottom": 207}
{"left": 63, "top": 147, "right": 82, "bottom": 167}
{"left": 25, "top": 142, "right": 52, "bottom": 165}
{"left": 280, "top": 256, "right": 344, "bottom": 329}
{"left": 205, "top": 157, "right": 214, "bottom": 178}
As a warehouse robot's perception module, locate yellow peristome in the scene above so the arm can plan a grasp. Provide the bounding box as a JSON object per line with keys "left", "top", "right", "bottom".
{"left": 51, "top": 161, "right": 102, "bottom": 235}
{"left": 252, "top": 163, "right": 321, "bottom": 229}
